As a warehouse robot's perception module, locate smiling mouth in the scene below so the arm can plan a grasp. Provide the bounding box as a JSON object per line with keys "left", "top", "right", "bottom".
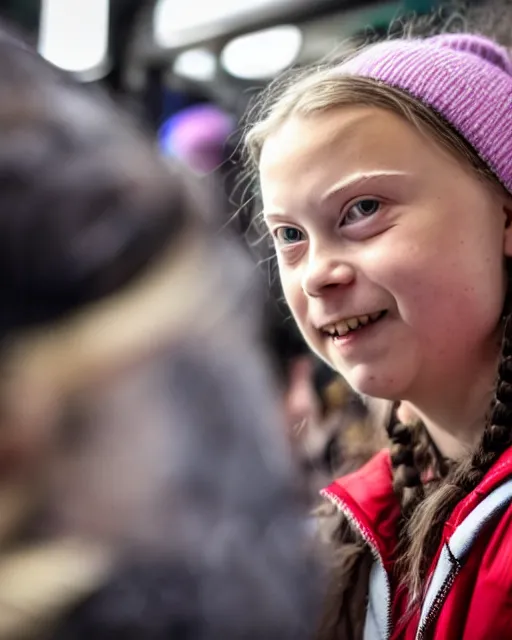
{"left": 321, "top": 310, "right": 388, "bottom": 338}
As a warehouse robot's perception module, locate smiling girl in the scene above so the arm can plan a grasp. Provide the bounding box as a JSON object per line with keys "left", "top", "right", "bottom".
{"left": 245, "top": 29, "right": 512, "bottom": 640}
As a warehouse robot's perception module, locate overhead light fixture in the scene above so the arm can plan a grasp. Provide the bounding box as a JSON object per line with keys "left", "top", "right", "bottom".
{"left": 173, "top": 49, "right": 217, "bottom": 82}
{"left": 39, "top": 0, "right": 109, "bottom": 78}
{"left": 221, "top": 26, "right": 302, "bottom": 80}
{"left": 154, "top": 0, "right": 279, "bottom": 48}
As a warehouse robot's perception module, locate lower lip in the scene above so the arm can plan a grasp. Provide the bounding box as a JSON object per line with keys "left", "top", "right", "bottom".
{"left": 329, "top": 314, "right": 388, "bottom": 351}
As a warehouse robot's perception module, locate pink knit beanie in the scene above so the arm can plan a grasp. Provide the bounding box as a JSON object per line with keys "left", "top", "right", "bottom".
{"left": 338, "top": 34, "right": 512, "bottom": 192}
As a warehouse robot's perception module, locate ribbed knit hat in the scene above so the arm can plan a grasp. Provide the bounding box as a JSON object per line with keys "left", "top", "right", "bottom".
{"left": 338, "top": 34, "right": 512, "bottom": 192}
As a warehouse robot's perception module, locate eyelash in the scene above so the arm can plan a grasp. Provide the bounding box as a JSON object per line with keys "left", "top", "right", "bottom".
{"left": 272, "top": 198, "right": 382, "bottom": 247}
{"left": 273, "top": 227, "right": 305, "bottom": 246}
{"left": 341, "top": 198, "right": 381, "bottom": 226}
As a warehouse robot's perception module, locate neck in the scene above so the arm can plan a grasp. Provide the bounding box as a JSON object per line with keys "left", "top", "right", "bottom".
{"left": 404, "top": 338, "right": 500, "bottom": 461}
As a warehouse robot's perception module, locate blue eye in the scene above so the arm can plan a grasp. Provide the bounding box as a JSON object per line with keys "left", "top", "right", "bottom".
{"left": 344, "top": 199, "right": 380, "bottom": 225}
{"left": 275, "top": 227, "right": 304, "bottom": 245}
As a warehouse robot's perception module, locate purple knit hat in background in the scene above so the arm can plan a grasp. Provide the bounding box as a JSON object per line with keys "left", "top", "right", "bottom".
{"left": 338, "top": 34, "right": 512, "bottom": 192}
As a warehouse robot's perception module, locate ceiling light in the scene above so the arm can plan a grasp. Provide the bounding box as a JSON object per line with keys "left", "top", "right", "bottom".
{"left": 173, "top": 49, "right": 216, "bottom": 82}
{"left": 221, "top": 26, "right": 302, "bottom": 80}
{"left": 154, "top": 0, "right": 278, "bottom": 48}
{"left": 39, "top": 0, "right": 109, "bottom": 78}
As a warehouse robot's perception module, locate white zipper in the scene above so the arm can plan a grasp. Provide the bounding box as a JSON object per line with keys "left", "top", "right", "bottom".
{"left": 320, "top": 488, "right": 392, "bottom": 640}
{"left": 416, "top": 560, "right": 460, "bottom": 640}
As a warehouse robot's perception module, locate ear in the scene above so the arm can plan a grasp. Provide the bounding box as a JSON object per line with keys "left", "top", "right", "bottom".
{"left": 503, "top": 200, "right": 512, "bottom": 257}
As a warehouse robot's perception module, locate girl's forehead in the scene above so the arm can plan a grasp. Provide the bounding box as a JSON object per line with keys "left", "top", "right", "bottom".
{"left": 259, "top": 107, "right": 455, "bottom": 207}
{"left": 262, "top": 107, "right": 434, "bottom": 175}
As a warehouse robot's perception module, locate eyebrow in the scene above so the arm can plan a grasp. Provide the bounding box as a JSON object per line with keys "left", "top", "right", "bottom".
{"left": 263, "top": 211, "right": 292, "bottom": 222}
{"left": 263, "top": 171, "right": 412, "bottom": 220}
{"left": 321, "top": 171, "right": 412, "bottom": 203}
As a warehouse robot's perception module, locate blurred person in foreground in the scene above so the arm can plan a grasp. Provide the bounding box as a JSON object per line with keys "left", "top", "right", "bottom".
{"left": 0, "top": 25, "right": 321, "bottom": 639}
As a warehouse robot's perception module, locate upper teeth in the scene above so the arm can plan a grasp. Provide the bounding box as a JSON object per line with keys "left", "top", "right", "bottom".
{"left": 323, "top": 312, "right": 383, "bottom": 337}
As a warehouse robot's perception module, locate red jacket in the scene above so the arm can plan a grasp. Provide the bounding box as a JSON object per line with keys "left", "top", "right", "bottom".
{"left": 321, "top": 447, "right": 512, "bottom": 639}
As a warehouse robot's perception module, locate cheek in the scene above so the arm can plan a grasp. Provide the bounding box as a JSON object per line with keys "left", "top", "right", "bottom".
{"left": 279, "top": 267, "right": 317, "bottom": 339}
{"left": 279, "top": 265, "right": 302, "bottom": 315}
{"left": 368, "top": 236, "right": 506, "bottom": 346}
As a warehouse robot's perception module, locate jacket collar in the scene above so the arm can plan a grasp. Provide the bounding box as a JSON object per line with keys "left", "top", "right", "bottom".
{"left": 321, "top": 445, "right": 512, "bottom": 564}
{"left": 321, "top": 449, "right": 399, "bottom": 567}
{"left": 443, "top": 445, "right": 512, "bottom": 536}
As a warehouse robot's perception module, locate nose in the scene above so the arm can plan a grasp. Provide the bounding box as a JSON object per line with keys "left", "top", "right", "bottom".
{"left": 302, "top": 246, "right": 356, "bottom": 297}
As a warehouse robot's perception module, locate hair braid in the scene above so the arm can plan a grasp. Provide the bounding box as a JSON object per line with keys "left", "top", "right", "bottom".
{"left": 386, "top": 405, "right": 446, "bottom": 518}
{"left": 387, "top": 410, "right": 424, "bottom": 509}
{"left": 316, "top": 403, "right": 450, "bottom": 639}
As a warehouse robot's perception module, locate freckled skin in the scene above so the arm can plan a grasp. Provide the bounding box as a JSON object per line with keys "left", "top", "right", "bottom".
{"left": 259, "top": 107, "right": 512, "bottom": 409}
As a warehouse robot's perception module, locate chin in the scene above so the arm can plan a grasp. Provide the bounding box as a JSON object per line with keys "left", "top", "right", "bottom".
{"left": 342, "top": 363, "right": 408, "bottom": 401}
